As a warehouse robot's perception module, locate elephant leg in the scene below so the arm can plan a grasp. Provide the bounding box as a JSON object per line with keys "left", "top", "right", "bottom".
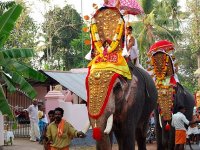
{"left": 96, "top": 134, "right": 112, "bottom": 150}
{"left": 154, "top": 110, "right": 164, "bottom": 150}
{"left": 114, "top": 126, "right": 135, "bottom": 150}
{"left": 135, "top": 123, "right": 148, "bottom": 150}
{"left": 169, "top": 128, "right": 175, "bottom": 150}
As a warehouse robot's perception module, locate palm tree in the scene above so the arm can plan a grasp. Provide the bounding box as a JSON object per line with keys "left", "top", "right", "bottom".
{"left": 132, "top": 0, "right": 182, "bottom": 66}
{"left": 0, "top": 3, "right": 46, "bottom": 118}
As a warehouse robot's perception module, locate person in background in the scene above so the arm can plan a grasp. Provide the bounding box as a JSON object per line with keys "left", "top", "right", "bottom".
{"left": 46, "top": 107, "right": 86, "bottom": 150}
{"left": 125, "top": 26, "right": 138, "bottom": 64}
{"left": 27, "top": 99, "right": 40, "bottom": 142}
{"left": 38, "top": 104, "right": 48, "bottom": 144}
{"left": 171, "top": 106, "right": 199, "bottom": 150}
{"left": 43, "top": 110, "right": 55, "bottom": 150}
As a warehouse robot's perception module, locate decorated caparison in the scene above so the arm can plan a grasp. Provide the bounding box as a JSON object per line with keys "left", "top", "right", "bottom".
{"left": 86, "top": 7, "right": 130, "bottom": 141}
{"left": 86, "top": 7, "right": 130, "bottom": 119}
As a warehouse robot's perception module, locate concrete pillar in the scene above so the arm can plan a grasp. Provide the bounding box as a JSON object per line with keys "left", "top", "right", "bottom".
{"left": 44, "top": 90, "right": 65, "bottom": 116}
{"left": 0, "top": 112, "right": 4, "bottom": 148}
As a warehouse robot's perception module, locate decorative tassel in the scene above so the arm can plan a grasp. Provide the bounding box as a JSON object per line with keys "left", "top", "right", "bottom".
{"left": 170, "top": 76, "right": 176, "bottom": 85}
{"left": 92, "top": 120, "right": 101, "bottom": 141}
{"left": 93, "top": 127, "right": 102, "bottom": 141}
{"left": 165, "top": 122, "right": 170, "bottom": 131}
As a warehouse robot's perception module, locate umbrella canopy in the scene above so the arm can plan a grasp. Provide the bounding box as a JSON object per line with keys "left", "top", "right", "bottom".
{"left": 149, "top": 40, "right": 174, "bottom": 53}
{"left": 120, "top": 0, "right": 143, "bottom": 15}
{"left": 103, "top": 0, "right": 143, "bottom": 15}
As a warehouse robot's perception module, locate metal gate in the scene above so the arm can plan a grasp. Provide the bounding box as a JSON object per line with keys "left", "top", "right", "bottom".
{"left": 5, "top": 89, "right": 32, "bottom": 138}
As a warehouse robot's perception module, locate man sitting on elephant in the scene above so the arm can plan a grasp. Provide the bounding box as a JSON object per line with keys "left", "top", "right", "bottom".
{"left": 171, "top": 106, "right": 200, "bottom": 150}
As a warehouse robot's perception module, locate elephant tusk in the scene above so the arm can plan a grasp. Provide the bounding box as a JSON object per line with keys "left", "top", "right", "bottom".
{"left": 104, "top": 114, "right": 113, "bottom": 134}
{"left": 159, "top": 114, "right": 163, "bottom": 128}
{"left": 81, "top": 119, "right": 91, "bottom": 134}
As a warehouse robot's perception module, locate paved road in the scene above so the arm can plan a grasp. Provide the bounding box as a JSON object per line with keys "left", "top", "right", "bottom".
{"left": 3, "top": 138, "right": 200, "bottom": 150}
{"left": 185, "top": 143, "right": 200, "bottom": 150}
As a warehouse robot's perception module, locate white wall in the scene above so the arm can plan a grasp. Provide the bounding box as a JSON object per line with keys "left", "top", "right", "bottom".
{"left": 59, "top": 102, "right": 89, "bottom": 131}
{"left": 0, "top": 112, "right": 4, "bottom": 146}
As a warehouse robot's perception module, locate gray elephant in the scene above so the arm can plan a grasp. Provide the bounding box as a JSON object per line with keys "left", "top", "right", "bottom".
{"left": 83, "top": 7, "right": 157, "bottom": 150}
{"left": 146, "top": 40, "right": 195, "bottom": 150}
{"left": 84, "top": 67, "right": 158, "bottom": 150}
{"left": 155, "top": 83, "right": 195, "bottom": 150}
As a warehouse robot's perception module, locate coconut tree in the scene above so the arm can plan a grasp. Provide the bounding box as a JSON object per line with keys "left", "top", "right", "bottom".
{"left": 0, "top": 3, "right": 46, "bottom": 118}
{"left": 132, "top": 0, "right": 182, "bottom": 67}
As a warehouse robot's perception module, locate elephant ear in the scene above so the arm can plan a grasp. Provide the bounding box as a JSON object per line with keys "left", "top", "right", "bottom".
{"left": 173, "top": 83, "right": 185, "bottom": 113}
{"left": 176, "top": 83, "right": 186, "bottom": 95}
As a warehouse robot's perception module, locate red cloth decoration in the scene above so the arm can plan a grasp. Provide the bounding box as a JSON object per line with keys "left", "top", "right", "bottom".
{"left": 170, "top": 76, "right": 177, "bottom": 85}
{"left": 93, "top": 127, "right": 102, "bottom": 141}
{"left": 149, "top": 40, "right": 174, "bottom": 52}
{"left": 165, "top": 122, "right": 171, "bottom": 131}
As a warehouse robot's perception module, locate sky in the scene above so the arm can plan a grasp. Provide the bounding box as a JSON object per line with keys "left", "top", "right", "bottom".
{"left": 26, "top": 0, "right": 103, "bottom": 24}
{"left": 2, "top": 0, "right": 186, "bottom": 24}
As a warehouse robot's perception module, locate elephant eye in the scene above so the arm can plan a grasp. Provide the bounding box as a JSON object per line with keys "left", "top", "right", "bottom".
{"left": 113, "top": 82, "right": 122, "bottom": 94}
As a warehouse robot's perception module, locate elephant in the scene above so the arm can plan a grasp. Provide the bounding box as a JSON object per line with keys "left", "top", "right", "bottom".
{"left": 155, "top": 82, "right": 195, "bottom": 150}
{"left": 146, "top": 40, "right": 195, "bottom": 150}
{"left": 83, "top": 6, "right": 157, "bottom": 150}
{"left": 84, "top": 67, "right": 158, "bottom": 150}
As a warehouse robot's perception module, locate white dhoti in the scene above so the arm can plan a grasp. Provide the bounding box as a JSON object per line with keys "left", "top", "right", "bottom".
{"left": 30, "top": 121, "right": 40, "bottom": 141}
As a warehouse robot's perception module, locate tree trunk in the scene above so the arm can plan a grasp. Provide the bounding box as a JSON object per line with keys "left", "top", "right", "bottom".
{"left": 197, "top": 53, "right": 200, "bottom": 86}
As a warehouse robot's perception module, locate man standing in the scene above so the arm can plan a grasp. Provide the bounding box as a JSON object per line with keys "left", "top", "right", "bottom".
{"left": 43, "top": 110, "right": 55, "bottom": 150}
{"left": 27, "top": 99, "right": 40, "bottom": 142}
{"left": 46, "top": 107, "right": 85, "bottom": 150}
{"left": 38, "top": 104, "right": 48, "bottom": 144}
{"left": 171, "top": 106, "right": 198, "bottom": 150}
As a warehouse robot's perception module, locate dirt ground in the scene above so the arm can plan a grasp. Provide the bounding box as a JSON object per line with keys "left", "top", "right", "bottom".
{"left": 3, "top": 138, "right": 157, "bottom": 150}
{"left": 71, "top": 143, "right": 157, "bottom": 150}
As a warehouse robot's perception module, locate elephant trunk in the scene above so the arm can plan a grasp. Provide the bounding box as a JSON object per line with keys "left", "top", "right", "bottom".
{"left": 92, "top": 114, "right": 113, "bottom": 141}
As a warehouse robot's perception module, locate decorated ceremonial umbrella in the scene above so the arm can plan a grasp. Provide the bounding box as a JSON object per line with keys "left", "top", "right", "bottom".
{"left": 103, "top": 0, "right": 143, "bottom": 15}
{"left": 120, "top": 0, "right": 143, "bottom": 15}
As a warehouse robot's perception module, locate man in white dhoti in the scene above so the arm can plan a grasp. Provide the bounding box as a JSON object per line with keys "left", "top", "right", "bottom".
{"left": 27, "top": 99, "right": 40, "bottom": 142}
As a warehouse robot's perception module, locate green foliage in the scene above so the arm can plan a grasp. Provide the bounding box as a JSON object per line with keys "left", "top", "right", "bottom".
{"left": 175, "top": 0, "right": 200, "bottom": 92}
{"left": 175, "top": 47, "right": 198, "bottom": 93}
{"left": 141, "top": 0, "right": 155, "bottom": 14}
{"left": 41, "top": 5, "right": 83, "bottom": 70}
{"left": 0, "top": 4, "right": 23, "bottom": 48}
{"left": 133, "top": 0, "right": 183, "bottom": 70}
{"left": 0, "top": 4, "right": 47, "bottom": 118}
{"left": 69, "top": 29, "right": 90, "bottom": 68}
{"left": 0, "top": 1, "right": 15, "bottom": 15}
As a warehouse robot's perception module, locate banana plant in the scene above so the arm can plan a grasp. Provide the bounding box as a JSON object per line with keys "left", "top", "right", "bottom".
{"left": 0, "top": 4, "right": 47, "bottom": 118}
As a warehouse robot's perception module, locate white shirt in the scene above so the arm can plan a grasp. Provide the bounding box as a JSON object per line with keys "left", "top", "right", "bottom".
{"left": 41, "top": 114, "right": 48, "bottom": 124}
{"left": 126, "top": 35, "right": 139, "bottom": 60}
{"left": 27, "top": 104, "right": 39, "bottom": 123}
{"left": 171, "top": 112, "right": 189, "bottom": 131}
